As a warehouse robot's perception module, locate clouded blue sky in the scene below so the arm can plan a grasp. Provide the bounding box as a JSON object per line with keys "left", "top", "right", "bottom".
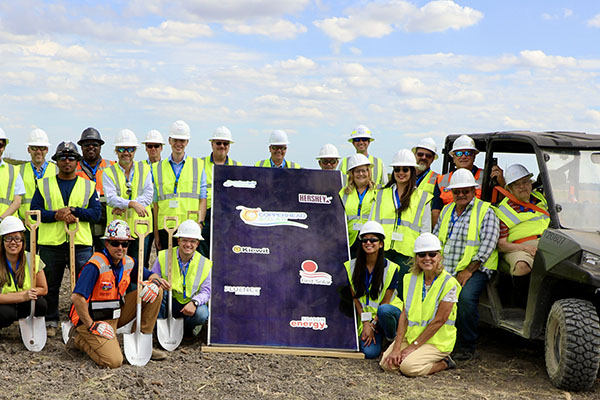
{"left": 1, "top": 0, "right": 599, "bottom": 170}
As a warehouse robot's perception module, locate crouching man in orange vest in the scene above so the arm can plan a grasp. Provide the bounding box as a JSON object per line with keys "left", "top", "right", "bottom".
{"left": 69, "top": 220, "right": 170, "bottom": 368}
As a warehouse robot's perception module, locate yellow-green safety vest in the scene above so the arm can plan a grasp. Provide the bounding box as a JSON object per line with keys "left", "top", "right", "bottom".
{"left": 403, "top": 269, "right": 460, "bottom": 352}
{"left": 153, "top": 157, "right": 205, "bottom": 230}
{"left": 19, "top": 162, "right": 57, "bottom": 221}
{"left": 494, "top": 191, "right": 549, "bottom": 243}
{"left": 1, "top": 253, "right": 40, "bottom": 294}
{"left": 103, "top": 161, "right": 152, "bottom": 237}
{"left": 437, "top": 198, "right": 498, "bottom": 272}
{"left": 0, "top": 162, "right": 18, "bottom": 217}
{"left": 254, "top": 159, "right": 301, "bottom": 169}
{"left": 344, "top": 258, "right": 403, "bottom": 335}
{"left": 371, "top": 186, "right": 432, "bottom": 256}
{"left": 158, "top": 248, "right": 212, "bottom": 304}
{"left": 202, "top": 155, "right": 241, "bottom": 210}
{"left": 339, "top": 187, "right": 377, "bottom": 246}
{"left": 417, "top": 169, "right": 438, "bottom": 195}
{"left": 339, "top": 155, "right": 387, "bottom": 188}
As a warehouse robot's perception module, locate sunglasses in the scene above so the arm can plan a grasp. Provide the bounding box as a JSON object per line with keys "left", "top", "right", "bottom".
{"left": 416, "top": 151, "right": 434, "bottom": 159}
{"left": 116, "top": 147, "right": 136, "bottom": 153}
{"left": 319, "top": 159, "right": 338, "bottom": 165}
{"left": 58, "top": 155, "right": 77, "bottom": 161}
{"left": 106, "top": 240, "right": 130, "bottom": 248}
{"left": 3, "top": 236, "right": 23, "bottom": 243}
{"left": 81, "top": 141, "right": 100, "bottom": 148}
{"left": 360, "top": 237, "right": 380, "bottom": 244}
{"left": 145, "top": 144, "right": 161, "bottom": 149}
{"left": 353, "top": 138, "right": 370, "bottom": 143}
{"left": 451, "top": 188, "right": 473, "bottom": 196}
{"left": 454, "top": 150, "right": 473, "bottom": 157}
{"left": 213, "top": 141, "right": 230, "bottom": 146}
{"left": 393, "top": 167, "right": 411, "bottom": 173}
{"left": 29, "top": 146, "right": 48, "bottom": 152}
{"left": 271, "top": 146, "right": 287, "bottom": 151}
{"left": 416, "top": 252, "right": 438, "bottom": 258}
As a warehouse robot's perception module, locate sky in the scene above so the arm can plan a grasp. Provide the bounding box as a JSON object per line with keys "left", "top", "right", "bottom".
{"left": 1, "top": 0, "right": 599, "bottom": 171}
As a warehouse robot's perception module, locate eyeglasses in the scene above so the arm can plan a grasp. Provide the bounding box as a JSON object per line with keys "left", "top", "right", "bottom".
{"left": 416, "top": 252, "right": 438, "bottom": 258}
{"left": 213, "top": 141, "right": 230, "bottom": 146}
{"left": 116, "top": 147, "right": 136, "bottom": 153}
{"left": 393, "top": 167, "right": 411, "bottom": 173}
{"left": 451, "top": 188, "right": 473, "bottom": 196}
{"left": 454, "top": 150, "right": 472, "bottom": 157}
{"left": 319, "top": 159, "right": 338, "bottom": 165}
{"left": 145, "top": 144, "right": 161, "bottom": 149}
{"left": 352, "top": 138, "right": 370, "bottom": 143}
{"left": 3, "top": 236, "right": 23, "bottom": 243}
{"left": 29, "top": 146, "right": 48, "bottom": 152}
{"left": 360, "top": 237, "right": 380, "bottom": 244}
{"left": 81, "top": 141, "right": 100, "bottom": 148}
{"left": 58, "top": 155, "right": 77, "bottom": 161}
{"left": 106, "top": 240, "right": 129, "bottom": 248}
{"left": 271, "top": 145, "right": 287, "bottom": 151}
{"left": 416, "top": 151, "right": 434, "bottom": 159}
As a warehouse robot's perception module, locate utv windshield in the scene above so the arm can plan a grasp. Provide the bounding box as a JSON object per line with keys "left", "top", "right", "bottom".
{"left": 544, "top": 149, "right": 600, "bottom": 231}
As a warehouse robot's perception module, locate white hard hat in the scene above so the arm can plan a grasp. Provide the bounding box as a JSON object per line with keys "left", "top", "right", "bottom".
{"left": 141, "top": 129, "right": 165, "bottom": 145}
{"left": 210, "top": 126, "right": 234, "bottom": 143}
{"left": 0, "top": 216, "right": 25, "bottom": 236}
{"left": 26, "top": 128, "right": 51, "bottom": 147}
{"left": 316, "top": 144, "right": 340, "bottom": 159}
{"left": 359, "top": 220, "right": 385, "bottom": 239}
{"left": 347, "top": 153, "right": 372, "bottom": 171}
{"left": 0, "top": 127, "right": 9, "bottom": 144}
{"left": 505, "top": 164, "right": 533, "bottom": 187}
{"left": 174, "top": 219, "right": 204, "bottom": 240}
{"left": 412, "top": 137, "right": 438, "bottom": 160}
{"left": 269, "top": 130, "right": 289, "bottom": 145}
{"left": 413, "top": 232, "right": 442, "bottom": 253}
{"left": 101, "top": 219, "right": 132, "bottom": 240}
{"left": 169, "top": 120, "right": 191, "bottom": 140}
{"left": 446, "top": 168, "right": 479, "bottom": 190}
{"left": 451, "top": 134, "right": 478, "bottom": 154}
{"left": 114, "top": 129, "right": 138, "bottom": 147}
{"left": 348, "top": 124, "right": 374, "bottom": 143}
{"left": 390, "top": 149, "right": 418, "bottom": 167}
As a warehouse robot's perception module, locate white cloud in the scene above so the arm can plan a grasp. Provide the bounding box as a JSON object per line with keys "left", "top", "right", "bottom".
{"left": 136, "top": 86, "right": 212, "bottom": 104}
{"left": 349, "top": 47, "right": 362, "bottom": 56}
{"left": 275, "top": 56, "right": 317, "bottom": 72}
{"left": 519, "top": 50, "right": 577, "bottom": 68}
{"left": 179, "top": 0, "right": 311, "bottom": 20}
{"left": 340, "top": 62, "right": 371, "bottom": 76}
{"left": 223, "top": 18, "right": 307, "bottom": 40}
{"left": 543, "top": 8, "right": 573, "bottom": 20}
{"left": 588, "top": 14, "right": 600, "bottom": 28}
{"left": 394, "top": 77, "right": 425, "bottom": 95}
{"left": 585, "top": 109, "right": 600, "bottom": 122}
{"left": 283, "top": 84, "right": 342, "bottom": 98}
{"left": 405, "top": 0, "right": 484, "bottom": 33}
{"left": 137, "top": 20, "right": 213, "bottom": 43}
{"left": 253, "top": 94, "right": 291, "bottom": 107}
{"left": 503, "top": 116, "right": 531, "bottom": 129}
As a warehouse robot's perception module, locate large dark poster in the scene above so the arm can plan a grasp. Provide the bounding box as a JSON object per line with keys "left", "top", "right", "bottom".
{"left": 209, "top": 165, "right": 358, "bottom": 351}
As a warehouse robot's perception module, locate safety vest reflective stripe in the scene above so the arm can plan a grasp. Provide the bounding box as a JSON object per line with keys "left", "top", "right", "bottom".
{"left": 405, "top": 273, "right": 453, "bottom": 327}
{"left": 0, "top": 163, "right": 16, "bottom": 211}
{"left": 340, "top": 187, "right": 376, "bottom": 245}
{"left": 1, "top": 253, "right": 37, "bottom": 293}
{"left": 155, "top": 160, "right": 200, "bottom": 201}
{"left": 75, "top": 159, "right": 114, "bottom": 199}
{"left": 90, "top": 301, "right": 121, "bottom": 310}
{"left": 18, "top": 162, "right": 57, "bottom": 220}
{"left": 158, "top": 248, "right": 212, "bottom": 303}
{"left": 494, "top": 191, "right": 549, "bottom": 242}
{"left": 418, "top": 170, "right": 438, "bottom": 194}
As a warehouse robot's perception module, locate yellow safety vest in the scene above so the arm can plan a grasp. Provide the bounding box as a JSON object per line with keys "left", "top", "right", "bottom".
{"left": 202, "top": 155, "right": 241, "bottom": 210}
{"left": 0, "top": 162, "right": 17, "bottom": 216}
{"left": 1, "top": 253, "right": 40, "bottom": 293}
{"left": 494, "top": 191, "right": 549, "bottom": 243}
{"left": 103, "top": 161, "right": 152, "bottom": 237}
{"left": 339, "top": 155, "right": 387, "bottom": 188}
{"left": 339, "top": 187, "right": 377, "bottom": 246}
{"left": 153, "top": 157, "right": 205, "bottom": 230}
{"left": 437, "top": 198, "right": 498, "bottom": 272}
{"left": 403, "top": 269, "right": 460, "bottom": 352}
{"left": 37, "top": 176, "right": 94, "bottom": 246}
{"left": 417, "top": 169, "right": 438, "bottom": 195}
{"left": 344, "top": 258, "right": 403, "bottom": 335}
{"left": 18, "top": 162, "right": 57, "bottom": 221}
{"left": 254, "top": 159, "right": 301, "bottom": 169}
{"left": 371, "top": 186, "right": 432, "bottom": 256}
{"left": 158, "top": 248, "right": 212, "bottom": 305}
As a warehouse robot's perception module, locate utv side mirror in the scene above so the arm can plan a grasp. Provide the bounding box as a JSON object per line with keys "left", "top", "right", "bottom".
{"left": 590, "top": 152, "right": 600, "bottom": 164}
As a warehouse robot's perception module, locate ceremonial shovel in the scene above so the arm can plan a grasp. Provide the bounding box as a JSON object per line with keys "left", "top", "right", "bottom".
{"left": 157, "top": 216, "right": 183, "bottom": 351}
{"left": 124, "top": 220, "right": 152, "bottom": 366}
{"left": 19, "top": 210, "right": 46, "bottom": 352}
{"left": 61, "top": 218, "right": 79, "bottom": 344}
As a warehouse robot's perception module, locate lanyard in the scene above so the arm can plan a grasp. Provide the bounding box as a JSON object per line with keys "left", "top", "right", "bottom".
{"left": 448, "top": 205, "right": 459, "bottom": 238}
{"left": 518, "top": 204, "right": 535, "bottom": 213}
{"left": 125, "top": 168, "right": 134, "bottom": 201}
{"left": 82, "top": 159, "right": 100, "bottom": 181}
{"left": 31, "top": 161, "right": 48, "bottom": 180}
{"left": 364, "top": 270, "right": 374, "bottom": 306}
{"left": 416, "top": 169, "right": 429, "bottom": 186}
{"left": 356, "top": 188, "right": 368, "bottom": 217}
{"left": 177, "top": 252, "right": 192, "bottom": 299}
{"left": 169, "top": 159, "right": 185, "bottom": 194}
{"left": 6, "top": 259, "right": 19, "bottom": 288}
{"left": 422, "top": 275, "right": 437, "bottom": 301}
{"left": 393, "top": 187, "right": 402, "bottom": 225}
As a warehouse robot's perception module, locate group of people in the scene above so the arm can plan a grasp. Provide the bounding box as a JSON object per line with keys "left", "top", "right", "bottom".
{"left": 0, "top": 123, "right": 550, "bottom": 374}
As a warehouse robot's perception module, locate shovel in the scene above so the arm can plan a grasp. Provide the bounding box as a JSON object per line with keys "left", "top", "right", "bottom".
{"left": 157, "top": 216, "right": 183, "bottom": 351}
{"left": 187, "top": 210, "right": 200, "bottom": 222}
{"left": 124, "top": 219, "right": 153, "bottom": 366}
{"left": 61, "top": 218, "right": 80, "bottom": 344}
{"left": 19, "top": 210, "right": 46, "bottom": 352}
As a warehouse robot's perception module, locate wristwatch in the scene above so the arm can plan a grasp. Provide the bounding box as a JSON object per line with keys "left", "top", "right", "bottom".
{"left": 192, "top": 299, "right": 199, "bottom": 307}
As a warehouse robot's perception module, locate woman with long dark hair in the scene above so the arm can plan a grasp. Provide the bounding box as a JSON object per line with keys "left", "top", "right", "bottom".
{"left": 0, "top": 216, "right": 47, "bottom": 329}
{"left": 344, "top": 221, "right": 402, "bottom": 359}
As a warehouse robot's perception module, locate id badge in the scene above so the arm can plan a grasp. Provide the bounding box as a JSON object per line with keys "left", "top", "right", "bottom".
{"left": 391, "top": 232, "right": 403, "bottom": 241}
{"left": 352, "top": 223, "right": 363, "bottom": 231}
{"left": 361, "top": 312, "right": 372, "bottom": 322}
{"left": 169, "top": 200, "right": 179, "bottom": 208}
{"left": 112, "top": 309, "right": 121, "bottom": 319}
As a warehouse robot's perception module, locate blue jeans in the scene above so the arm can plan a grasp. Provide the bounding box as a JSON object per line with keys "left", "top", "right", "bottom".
{"left": 40, "top": 244, "right": 93, "bottom": 322}
{"left": 377, "top": 304, "right": 402, "bottom": 340}
{"left": 359, "top": 330, "right": 383, "bottom": 359}
{"left": 159, "top": 294, "right": 209, "bottom": 336}
{"left": 455, "top": 270, "right": 489, "bottom": 352}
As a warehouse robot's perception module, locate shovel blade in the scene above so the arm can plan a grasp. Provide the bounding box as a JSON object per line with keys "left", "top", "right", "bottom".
{"left": 156, "top": 317, "right": 184, "bottom": 351}
{"left": 19, "top": 316, "right": 47, "bottom": 352}
{"left": 123, "top": 331, "right": 153, "bottom": 366}
{"left": 61, "top": 320, "right": 74, "bottom": 344}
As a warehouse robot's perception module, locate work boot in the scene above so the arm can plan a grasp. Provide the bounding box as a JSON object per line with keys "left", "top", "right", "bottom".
{"left": 46, "top": 321, "right": 58, "bottom": 338}
{"left": 151, "top": 348, "right": 167, "bottom": 361}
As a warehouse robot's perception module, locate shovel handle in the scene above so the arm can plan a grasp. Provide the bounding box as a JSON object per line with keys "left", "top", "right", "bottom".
{"left": 63, "top": 219, "right": 80, "bottom": 290}
{"left": 134, "top": 219, "right": 150, "bottom": 271}
{"left": 187, "top": 210, "right": 200, "bottom": 223}
{"left": 163, "top": 216, "right": 178, "bottom": 283}
{"left": 25, "top": 211, "right": 41, "bottom": 289}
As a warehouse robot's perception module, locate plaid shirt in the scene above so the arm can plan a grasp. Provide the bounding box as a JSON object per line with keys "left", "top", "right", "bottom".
{"left": 433, "top": 198, "right": 500, "bottom": 277}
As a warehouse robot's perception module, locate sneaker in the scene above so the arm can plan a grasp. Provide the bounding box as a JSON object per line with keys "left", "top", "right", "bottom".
{"left": 192, "top": 324, "right": 203, "bottom": 337}
{"left": 452, "top": 349, "right": 474, "bottom": 361}
{"left": 151, "top": 348, "right": 167, "bottom": 361}
{"left": 443, "top": 356, "right": 456, "bottom": 370}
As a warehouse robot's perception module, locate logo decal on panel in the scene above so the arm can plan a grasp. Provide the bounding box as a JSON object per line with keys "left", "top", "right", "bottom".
{"left": 232, "top": 245, "right": 270, "bottom": 254}
{"left": 236, "top": 206, "right": 308, "bottom": 229}
{"left": 223, "top": 180, "right": 257, "bottom": 189}
{"left": 289, "top": 316, "right": 328, "bottom": 330}
{"left": 299, "top": 260, "right": 332, "bottom": 286}
{"left": 224, "top": 286, "right": 262, "bottom": 296}
{"left": 298, "top": 194, "right": 332, "bottom": 205}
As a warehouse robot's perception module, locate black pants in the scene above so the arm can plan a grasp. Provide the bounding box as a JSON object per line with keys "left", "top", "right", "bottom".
{"left": 0, "top": 297, "right": 48, "bottom": 329}
{"left": 158, "top": 229, "right": 179, "bottom": 252}
{"left": 197, "top": 208, "right": 211, "bottom": 258}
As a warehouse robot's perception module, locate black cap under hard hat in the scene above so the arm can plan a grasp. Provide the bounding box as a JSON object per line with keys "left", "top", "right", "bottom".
{"left": 78, "top": 127, "right": 105, "bottom": 145}
{"left": 52, "top": 141, "right": 82, "bottom": 161}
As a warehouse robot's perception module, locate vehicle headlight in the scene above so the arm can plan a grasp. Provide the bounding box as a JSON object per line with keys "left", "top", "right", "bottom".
{"left": 580, "top": 251, "right": 600, "bottom": 275}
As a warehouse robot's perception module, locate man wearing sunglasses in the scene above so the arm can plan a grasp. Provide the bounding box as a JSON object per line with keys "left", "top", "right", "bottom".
{"left": 412, "top": 137, "right": 443, "bottom": 228}
{"left": 0, "top": 128, "right": 25, "bottom": 225}
{"left": 316, "top": 144, "right": 340, "bottom": 170}
{"left": 339, "top": 125, "right": 387, "bottom": 188}
{"left": 75, "top": 127, "right": 116, "bottom": 251}
{"left": 433, "top": 168, "right": 499, "bottom": 361}
{"left": 199, "top": 126, "right": 241, "bottom": 257}
{"left": 436, "top": 135, "right": 483, "bottom": 206}
{"left": 255, "top": 129, "right": 301, "bottom": 169}
{"left": 30, "top": 141, "right": 101, "bottom": 337}
{"left": 103, "top": 129, "right": 153, "bottom": 261}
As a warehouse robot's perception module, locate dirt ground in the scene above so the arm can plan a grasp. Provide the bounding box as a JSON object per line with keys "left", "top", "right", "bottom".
{"left": 1, "top": 274, "right": 598, "bottom": 399}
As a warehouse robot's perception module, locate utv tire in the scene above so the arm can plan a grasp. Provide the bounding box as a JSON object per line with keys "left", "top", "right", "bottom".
{"left": 545, "top": 298, "right": 600, "bottom": 391}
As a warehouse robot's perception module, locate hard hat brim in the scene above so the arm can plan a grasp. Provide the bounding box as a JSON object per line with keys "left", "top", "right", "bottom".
{"left": 210, "top": 137, "right": 234, "bottom": 144}
{"left": 446, "top": 182, "right": 479, "bottom": 190}
{"left": 389, "top": 161, "right": 419, "bottom": 167}
{"left": 77, "top": 138, "right": 105, "bottom": 146}
{"left": 26, "top": 142, "right": 51, "bottom": 147}
{"left": 169, "top": 134, "right": 191, "bottom": 140}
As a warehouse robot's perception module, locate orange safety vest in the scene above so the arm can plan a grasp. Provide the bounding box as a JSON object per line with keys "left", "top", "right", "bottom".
{"left": 437, "top": 168, "right": 483, "bottom": 205}
{"left": 69, "top": 252, "right": 134, "bottom": 325}
{"left": 75, "top": 158, "right": 115, "bottom": 199}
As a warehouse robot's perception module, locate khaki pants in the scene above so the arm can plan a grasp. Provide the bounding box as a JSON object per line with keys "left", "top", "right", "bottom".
{"left": 380, "top": 339, "right": 449, "bottom": 377}
{"left": 74, "top": 289, "right": 163, "bottom": 368}
{"left": 503, "top": 239, "right": 538, "bottom": 274}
